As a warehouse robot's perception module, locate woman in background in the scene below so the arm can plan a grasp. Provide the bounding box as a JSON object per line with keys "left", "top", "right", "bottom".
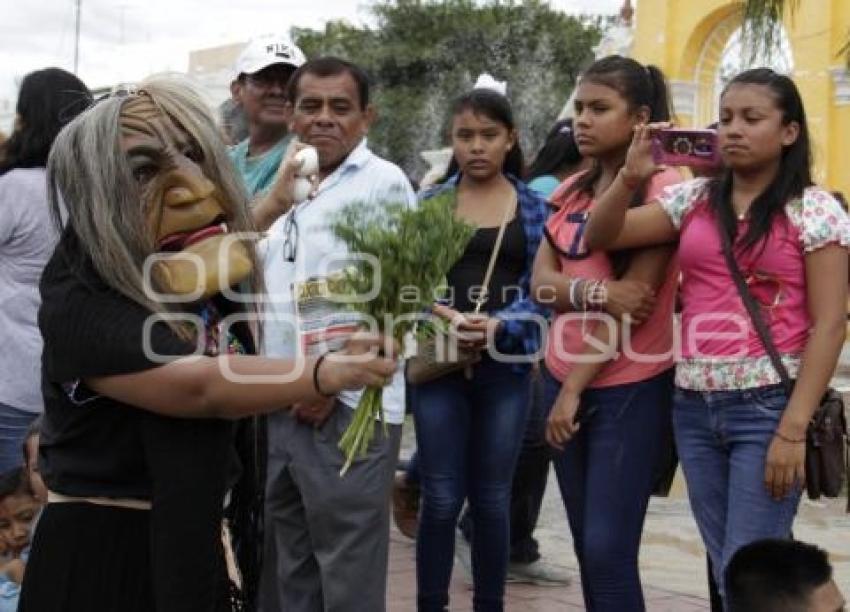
{"left": 0, "top": 68, "right": 91, "bottom": 473}
{"left": 525, "top": 118, "right": 585, "bottom": 199}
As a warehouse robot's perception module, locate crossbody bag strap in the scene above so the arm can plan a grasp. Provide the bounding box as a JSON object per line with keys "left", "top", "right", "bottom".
{"left": 714, "top": 210, "right": 794, "bottom": 395}
{"left": 472, "top": 195, "right": 515, "bottom": 315}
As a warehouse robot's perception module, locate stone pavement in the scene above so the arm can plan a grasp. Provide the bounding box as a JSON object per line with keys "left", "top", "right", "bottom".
{"left": 386, "top": 524, "right": 711, "bottom": 611}
{"left": 387, "top": 385, "right": 850, "bottom": 611}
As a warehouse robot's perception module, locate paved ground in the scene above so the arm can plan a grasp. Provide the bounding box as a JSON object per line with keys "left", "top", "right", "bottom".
{"left": 386, "top": 353, "right": 850, "bottom": 610}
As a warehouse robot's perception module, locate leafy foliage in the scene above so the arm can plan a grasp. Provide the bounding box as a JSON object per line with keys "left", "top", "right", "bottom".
{"left": 740, "top": 0, "right": 849, "bottom": 68}
{"left": 330, "top": 191, "right": 475, "bottom": 472}
{"left": 293, "top": 0, "right": 602, "bottom": 180}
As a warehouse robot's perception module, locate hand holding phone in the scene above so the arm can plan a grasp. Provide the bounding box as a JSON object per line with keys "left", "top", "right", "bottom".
{"left": 651, "top": 128, "right": 720, "bottom": 169}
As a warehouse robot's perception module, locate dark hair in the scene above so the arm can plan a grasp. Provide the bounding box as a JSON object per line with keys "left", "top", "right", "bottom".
{"left": 0, "top": 467, "right": 32, "bottom": 499}
{"left": 286, "top": 56, "right": 370, "bottom": 110}
{"left": 726, "top": 539, "right": 833, "bottom": 611}
{"left": 441, "top": 88, "right": 524, "bottom": 181}
{"left": 526, "top": 118, "right": 582, "bottom": 181}
{"left": 711, "top": 68, "right": 812, "bottom": 252}
{"left": 571, "top": 55, "right": 672, "bottom": 197}
{"left": 0, "top": 67, "right": 91, "bottom": 175}
{"left": 21, "top": 417, "right": 42, "bottom": 468}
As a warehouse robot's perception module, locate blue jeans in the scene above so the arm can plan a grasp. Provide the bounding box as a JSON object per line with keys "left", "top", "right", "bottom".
{"left": 413, "top": 358, "right": 531, "bottom": 612}
{"left": 0, "top": 403, "right": 38, "bottom": 473}
{"left": 544, "top": 368, "right": 673, "bottom": 612}
{"left": 673, "top": 384, "right": 800, "bottom": 598}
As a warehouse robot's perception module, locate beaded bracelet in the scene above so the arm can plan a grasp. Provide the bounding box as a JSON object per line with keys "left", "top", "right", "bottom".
{"left": 568, "top": 277, "right": 585, "bottom": 311}
{"left": 584, "top": 279, "right": 608, "bottom": 310}
{"left": 313, "top": 352, "right": 335, "bottom": 398}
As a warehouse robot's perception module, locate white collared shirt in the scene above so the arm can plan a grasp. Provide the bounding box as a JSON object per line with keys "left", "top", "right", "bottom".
{"left": 260, "top": 139, "right": 416, "bottom": 424}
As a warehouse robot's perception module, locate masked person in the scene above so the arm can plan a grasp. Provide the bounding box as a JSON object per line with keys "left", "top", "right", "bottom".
{"left": 18, "top": 78, "right": 399, "bottom": 612}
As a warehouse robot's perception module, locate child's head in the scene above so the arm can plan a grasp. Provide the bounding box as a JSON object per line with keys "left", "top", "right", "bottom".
{"left": 573, "top": 54, "right": 671, "bottom": 160}
{"left": 526, "top": 118, "right": 583, "bottom": 181}
{"left": 22, "top": 418, "right": 46, "bottom": 504}
{"left": 726, "top": 539, "right": 844, "bottom": 612}
{"left": 0, "top": 468, "right": 40, "bottom": 557}
{"left": 446, "top": 88, "right": 523, "bottom": 181}
{"left": 718, "top": 68, "right": 810, "bottom": 183}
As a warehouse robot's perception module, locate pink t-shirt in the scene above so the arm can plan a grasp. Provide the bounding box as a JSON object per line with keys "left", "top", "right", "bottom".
{"left": 544, "top": 169, "right": 682, "bottom": 388}
{"left": 658, "top": 179, "right": 850, "bottom": 364}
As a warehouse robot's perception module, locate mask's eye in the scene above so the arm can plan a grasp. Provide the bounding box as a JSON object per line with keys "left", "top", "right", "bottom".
{"left": 132, "top": 163, "right": 157, "bottom": 184}
{"left": 184, "top": 143, "right": 204, "bottom": 164}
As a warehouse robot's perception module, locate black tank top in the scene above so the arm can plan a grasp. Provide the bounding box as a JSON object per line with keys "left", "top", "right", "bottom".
{"left": 446, "top": 213, "right": 526, "bottom": 313}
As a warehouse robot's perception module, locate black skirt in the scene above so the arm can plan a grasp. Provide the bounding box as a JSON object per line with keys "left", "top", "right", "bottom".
{"left": 20, "top": 503, "right": 155, "bottom": 611}
{"left": 20, "top": 503, "right": 241, "bottom": 612}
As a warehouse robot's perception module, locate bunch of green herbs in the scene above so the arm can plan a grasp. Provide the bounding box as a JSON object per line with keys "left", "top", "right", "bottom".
{"left": 331, "top": 190, "right": 474, "bottom": 474}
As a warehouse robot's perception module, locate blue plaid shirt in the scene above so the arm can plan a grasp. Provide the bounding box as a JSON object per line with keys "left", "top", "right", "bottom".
{"left": 419, "top": 174, "right": 551, "bottom": 365}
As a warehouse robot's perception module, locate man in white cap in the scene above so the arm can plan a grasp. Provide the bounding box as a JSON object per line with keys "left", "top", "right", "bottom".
{"left": 229, "top": 33, "right": 306, "bottom": 198}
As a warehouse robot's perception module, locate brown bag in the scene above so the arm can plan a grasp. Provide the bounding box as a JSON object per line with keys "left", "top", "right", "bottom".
{"left": 805, "top": 389, "right": 848, "bottom": 501}
{"left": 405, "top": 334, "right": 482, "bottom": 385}
{"left": 406, "top": 200, "right": 513, "bottom": 386}
{"left": 716, "top": 213, "right": 849, "bottom": 508}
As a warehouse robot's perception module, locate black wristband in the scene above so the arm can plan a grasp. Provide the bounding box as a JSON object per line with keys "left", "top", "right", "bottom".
{"left": 313, "top": 352, "right": 335, "bottom": 398}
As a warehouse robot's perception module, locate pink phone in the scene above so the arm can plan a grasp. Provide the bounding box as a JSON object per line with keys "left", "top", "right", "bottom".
{"left": 651, "top": 128, "right": 720, "bottom": 169}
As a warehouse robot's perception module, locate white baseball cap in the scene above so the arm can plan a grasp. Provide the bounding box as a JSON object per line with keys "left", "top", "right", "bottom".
{"left": 234, "top": 34, "right": 306, "bottom": 78}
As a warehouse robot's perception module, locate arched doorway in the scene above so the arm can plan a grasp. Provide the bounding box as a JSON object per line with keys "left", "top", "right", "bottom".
{"left": 689, "top": 10, "right": 794, "bottom": 126}
{"left": 630, "top": 0, "right": 850, "bottom": 195}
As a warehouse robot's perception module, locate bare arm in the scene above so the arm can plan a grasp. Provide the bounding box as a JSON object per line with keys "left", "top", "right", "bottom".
{"left": 530, "top": 238, "right": 573, "bottom": 312}
{"left": 764, "top": 244, "right": 848, "bottom": 498}
{"left": 584, "top": 174, "right": 679, "bottom": 250}
{"left": 546, "top": 245, "right": 674, "bottom": 448}
{"left": 87, "top": 335, "right": 398, "bottom": 420}
{"left": 583, "top": 123, "right": 679, "bottom": 250}
{"left": 560, "top": 244, "right": 673, "bottom": 390}
{"left": 531, "top": 229, "right": 661, "bottom": 319}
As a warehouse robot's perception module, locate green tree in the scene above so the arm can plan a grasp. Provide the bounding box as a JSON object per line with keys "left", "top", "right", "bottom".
{"left": 741, "top": 0, "right": 849, "bottom": 66}
{"left": 293, "top": 0, "right": 601, "bottom": 180}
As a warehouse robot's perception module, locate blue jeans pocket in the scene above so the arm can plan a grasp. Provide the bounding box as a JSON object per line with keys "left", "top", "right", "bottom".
{"left": 743, "top": 385, "right": 788, "bottom": 418}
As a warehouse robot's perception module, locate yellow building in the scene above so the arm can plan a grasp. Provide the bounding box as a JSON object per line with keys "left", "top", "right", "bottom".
{"left": 631, "top": 0, "right": 850, "bottom": 196}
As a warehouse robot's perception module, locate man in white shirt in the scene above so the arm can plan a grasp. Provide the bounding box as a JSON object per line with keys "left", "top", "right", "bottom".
{"left": 255, "top": 57, "right": 415, "bottom": 612}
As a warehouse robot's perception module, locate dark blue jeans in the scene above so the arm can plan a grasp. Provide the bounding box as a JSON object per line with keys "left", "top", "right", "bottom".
{"left": 544, "top": 368, "right": 673, "bottom": 612}
{"left": 422, "top": 366, "right": 551, "bottom": 563}
{"left": 673, "top": 384, "right": 800, "bottom": 599}
{"left": 413, "top": 358, "right": 531, "bottom": 612}
{"left": 0, "top": 402, "right": 39, "bottom": 473}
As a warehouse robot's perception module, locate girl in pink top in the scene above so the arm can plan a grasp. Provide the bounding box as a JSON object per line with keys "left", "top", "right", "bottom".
{"left": 530, "top": 55, "right": 683, "bottom": 611}
{"left": 584, "top": 68, "right": 850, "bottom": 601}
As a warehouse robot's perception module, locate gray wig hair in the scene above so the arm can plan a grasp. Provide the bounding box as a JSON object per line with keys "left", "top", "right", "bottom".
{"left": 47, "top": 76, "right": 263, "bottom": 328}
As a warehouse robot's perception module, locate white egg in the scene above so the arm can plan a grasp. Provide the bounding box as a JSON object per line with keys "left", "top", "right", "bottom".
{"left": 292, "top": 177, "right": 313, "bottom": 203}
{"left": 294, "top": 146, "right": 319, "bottom": 177}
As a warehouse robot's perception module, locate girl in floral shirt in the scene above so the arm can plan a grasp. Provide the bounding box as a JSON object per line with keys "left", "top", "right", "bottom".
{"left": 583, "top": 68, "right": 850, "bottom": 601}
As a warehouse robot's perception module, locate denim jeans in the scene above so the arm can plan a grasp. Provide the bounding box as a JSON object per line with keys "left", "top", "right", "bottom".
{"left": 0, "top": 402, "right": 39, "bottom": 473}
{"left": 413, "top": 357, "right": 531, "bottom": 612}
{"left": 673, "top": 384, "right": 800, "bottom": 598}
{"left": 455, "top": 366, "right": 550, "bottom": 564}
{"left": 544, "top": 367, "right": 674, "bottom": 612}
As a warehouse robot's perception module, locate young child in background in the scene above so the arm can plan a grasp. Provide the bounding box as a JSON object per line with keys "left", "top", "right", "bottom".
{"left": 22, "top": 420, "right": 46, "bottom": 504}
{"left": 0, "top": 467, "right": 43, "bottom": 611}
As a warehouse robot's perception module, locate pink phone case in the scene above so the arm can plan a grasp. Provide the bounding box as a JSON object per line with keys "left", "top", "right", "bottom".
{"left": 651, "top": 128, "right": 720, "bottom": 169}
